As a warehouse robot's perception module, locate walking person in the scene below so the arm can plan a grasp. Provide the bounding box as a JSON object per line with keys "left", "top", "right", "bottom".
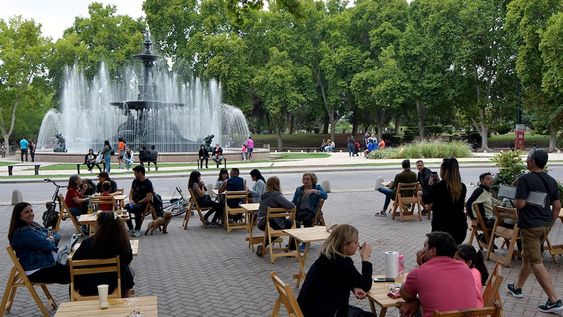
{"left": 347, "top": 136, "right": 356, "bottom": 157}
{"left": 29, "top": 139, "right": 36, "bottom": 162}
{"left": 506, "top": 149, "right": 563, "bottom": 313}
{"left": 101, "top": 140, "right": 112, "bottom": 173}
{"left": 19, "top": 137, "right": 28, "bottom": 162}
{"left": 246, "top": 136, "right": 254, "bottom": 160}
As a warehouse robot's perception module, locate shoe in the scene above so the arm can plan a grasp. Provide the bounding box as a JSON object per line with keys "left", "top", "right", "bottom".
{"left": 506, "top": 284, "right": 523, "bottom": 298}
{"left": 299, "top": 243, "right": 306, "bottom": 253}
{"left": 209, "top": 221, "right": 222, "bottom": 228}
{"left": 374, "top": 177, "right": 384, "bottom": 190}
{"left": 374, "top": 210, "right": 387, "bottom": 217}
{"left": 256, "top": 245, "right": 263, "bottom": 257}
{"left": 133, "top": 230, "right": 142, "bottom": 237}
{"left": 538, "top": 299, "right": 563, "bottom": 313}
{"left": 421, "top": 209, "right": 427, "bottom": 216}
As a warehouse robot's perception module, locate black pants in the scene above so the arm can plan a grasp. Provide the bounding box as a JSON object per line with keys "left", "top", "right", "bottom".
{"left": 199, "top": 196, "right": 222, "bottom": 222}
{"left": 30, "top": 150, "right": 35, "bottom": 162}
{"left": 199, "top": 158, "right": 208, "bottom": 169}
{"left": 20, "top": 149, "right": 28, "bottom": 162}
{"left": 258, "top": 218, "right": 295, "bottom": 249}
{"left": 28, "top": 264, "right": 70, "bottom": 284}
{"left": 296, "top": 209, "right": 315, "bottom": 228}
{"left": 125, "top": 203, "right": 146, "bottom": 230}
{"left": 86, "top": 162, "right": 102, "bottom": 172}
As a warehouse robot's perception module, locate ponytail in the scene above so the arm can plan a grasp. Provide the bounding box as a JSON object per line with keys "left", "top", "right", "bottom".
{"left": 474, "top": 250, "right": 489, "bottom": 285}
{"left": 456, "top": 244, "right": 489, "bottom": 285}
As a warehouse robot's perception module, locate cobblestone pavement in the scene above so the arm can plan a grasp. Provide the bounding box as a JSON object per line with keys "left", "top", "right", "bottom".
{"left": 0, "top": 191, "right": 562, "bottom": 316}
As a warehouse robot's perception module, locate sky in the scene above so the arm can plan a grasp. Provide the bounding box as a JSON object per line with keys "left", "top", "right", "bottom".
{"left": 0, "top": 0, "right": 145, "bottom": 40}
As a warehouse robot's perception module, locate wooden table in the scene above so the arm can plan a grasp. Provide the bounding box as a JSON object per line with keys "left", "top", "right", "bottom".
{"left": 78, "top": 212, "right": 130, "bottom": 235}
{"left": 91, "top": 193, "right": 128, "bottom": 210}
{"left": 367, "top": 275, "right": 406, "bottom": 317}
{"left": 55, "top": 295, "right": 157, "bottom": 317}
{"left": 69, "top": 239, "right": 139, "bottom": 259}
{"left": 283, "top": 226, "right": 331, "bottom": 287}
{"left": 241, "top": 203, "right": 261, "bottom": 248}
{"left": 545, "top": 210, "right": 563, "bottom": 262}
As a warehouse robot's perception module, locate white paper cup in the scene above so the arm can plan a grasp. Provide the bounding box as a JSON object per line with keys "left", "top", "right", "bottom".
{"left": 97, "top": 284, "right": 109, "bottom": 309}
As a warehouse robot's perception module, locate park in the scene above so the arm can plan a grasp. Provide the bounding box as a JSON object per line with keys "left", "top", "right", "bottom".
{"left": 0, "top": 0, "right": 562, "bottom": 316}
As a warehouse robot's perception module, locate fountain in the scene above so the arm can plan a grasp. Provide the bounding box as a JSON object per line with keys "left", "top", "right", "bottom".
{"left": 37, "top": 32, "right": 250, "bottom": 153}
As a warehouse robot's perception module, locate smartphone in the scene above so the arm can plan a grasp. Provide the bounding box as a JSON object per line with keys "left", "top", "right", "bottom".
{"left": 373, "top": 277, "right": 395, "bottom": 282}
{"left": 431, "top": 172, "right": 439, "bottom": 180}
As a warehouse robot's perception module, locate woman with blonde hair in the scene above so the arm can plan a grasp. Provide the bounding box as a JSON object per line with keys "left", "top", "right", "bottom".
{"left": 422, "top": 157, "right": 467, "bottom": 244}
{"left": 297, "top": 224, "right": 373, "bottom": 317}
{"left": 255, "top": 176, "right": 295, "bottom": 256}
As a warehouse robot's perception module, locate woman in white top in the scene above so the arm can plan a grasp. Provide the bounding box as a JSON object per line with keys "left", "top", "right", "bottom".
{"left": 248, "top": 169, "right": 266, "bottom": 203}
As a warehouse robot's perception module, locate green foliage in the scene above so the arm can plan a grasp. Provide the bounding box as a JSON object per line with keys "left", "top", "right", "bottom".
{"left": 491, "top": 150, "right": 526, "bottom": 185}
{"left": 367, "top": 141, "right": 472, "bottom": 159}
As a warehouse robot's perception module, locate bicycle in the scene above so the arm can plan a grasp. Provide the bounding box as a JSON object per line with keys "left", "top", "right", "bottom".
{"left": 162, "top": 187, "right": 191, "bottom": 217}
{"left": 42, "top": 178, "right": 66, "bottom": 230}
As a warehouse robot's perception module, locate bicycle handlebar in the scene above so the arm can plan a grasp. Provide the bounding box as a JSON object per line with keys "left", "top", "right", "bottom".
{"left": 44, "top": 178, "right": 64, "bottom": 188}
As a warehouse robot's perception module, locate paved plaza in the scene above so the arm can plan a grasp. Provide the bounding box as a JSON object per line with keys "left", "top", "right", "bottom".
{"left": 0, "top": 186, "right": 562, "bottom": 316}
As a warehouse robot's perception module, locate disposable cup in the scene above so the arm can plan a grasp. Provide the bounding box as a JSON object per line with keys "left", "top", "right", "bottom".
{"left": 97, "top": 284, "right": 109, "bottom": 309}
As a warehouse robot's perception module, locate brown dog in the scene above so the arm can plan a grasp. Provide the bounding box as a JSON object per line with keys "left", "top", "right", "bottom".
{"left": 144, "top": 211, "right": 172, "bottom": 235}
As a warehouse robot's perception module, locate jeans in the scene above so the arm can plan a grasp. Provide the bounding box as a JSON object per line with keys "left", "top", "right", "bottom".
{"left": 69, "top": 207, "right": 83, "bottom": 218}
{"left": 104, "top": 155, "right": 111, "bottom": 173}
{"left": 296, "top": 209, "right": 315, "bottom": 227}
{"left": 348, "top": 145, "right": 355, "bottom": 156}
{"left": 248, "top": 148, "right": 253, "bottom": 159}
{"left": 378, "top": 187, "right": 394, "bottom": 210}
{"left": 125, "top": 203, "right": 145, "bottom": 231}
{"left": 20, "top": 149, "right": 28, "bottom": 162}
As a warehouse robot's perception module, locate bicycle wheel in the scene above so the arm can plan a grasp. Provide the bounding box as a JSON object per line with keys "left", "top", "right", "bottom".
{"left": 169, "top": 202, "right": 188, "bottom": 217}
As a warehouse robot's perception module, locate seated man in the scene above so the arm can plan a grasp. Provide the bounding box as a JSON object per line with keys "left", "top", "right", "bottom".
{"left": 148, "top": 145, "right": 158, "bottom": 171}
{"left": 219, "top": 168, "right": 246, "bottom": 221}
{"left": 399, "top": 232, "right": 482, "bottom": 317}
{"left": 125, "top": 165, "right": 154, "bottom": 237}
{"left": 374, "top": 159, "right": 417, "bottom": 216}
{"left": 363, "top": 140, "right": 378, "bottom": 157}
{"left": 211, "top": 143, "right": 224, "bottom": 168}
{"left": 416, "top": 160, "right": 432, "bottom": 214}
{"left": 139, "top": 146, "right": 149, "bottom": 165}
{"left": 466, "top": 172, "right": 500, "bottom": 229}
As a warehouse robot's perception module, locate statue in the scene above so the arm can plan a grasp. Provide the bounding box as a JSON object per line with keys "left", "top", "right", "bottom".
{"left": 204, "top": 134, "right": 214, "bottom": 152}
{"left": 53, "top": 133, "right": 67, "bottom": 152}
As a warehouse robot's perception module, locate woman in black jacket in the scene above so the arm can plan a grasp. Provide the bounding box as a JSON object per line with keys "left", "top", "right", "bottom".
{"left": 72, "top": 212, "right": 134, "bottom": 297}
{"left": 297, "top": 224, "right": 373, "bottom": 317}
{"left": 422, "top": 157, "right": 467, "bottom": 244}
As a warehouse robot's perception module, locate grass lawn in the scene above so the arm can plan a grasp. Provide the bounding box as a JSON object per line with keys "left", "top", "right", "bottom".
{"left": 271, "top": 152, "right": 331, "bottom": 160}
{"left": 0, "top": 161, "right": 19, "bottom": 167}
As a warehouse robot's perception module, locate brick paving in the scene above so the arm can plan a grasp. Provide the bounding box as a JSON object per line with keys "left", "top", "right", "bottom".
{"left": 0, "top": 191, "right": 562, "bottom": 316}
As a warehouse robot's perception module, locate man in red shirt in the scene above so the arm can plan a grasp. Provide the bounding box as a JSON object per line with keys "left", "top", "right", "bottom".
{"left": 399, "top": 232, "right": 481, "bottom": 317}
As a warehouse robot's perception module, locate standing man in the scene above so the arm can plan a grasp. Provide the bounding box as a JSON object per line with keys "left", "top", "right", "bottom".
{"left": 246, "top": 136, "right": 254, "bottom": 160}
{"left": 416, "top": 160, "right": 432, "bottom": 215}
{"left": 374, "top": 159, "right": 417, "bottom": 216}
{"left": 125, "top": 165, "right": 154, "bottom": 237}
{"left": 507, "top": 149, "right": 562, "bottom": 313}
{"left": 19, "top": 137, "right": 28, "bottom": 162}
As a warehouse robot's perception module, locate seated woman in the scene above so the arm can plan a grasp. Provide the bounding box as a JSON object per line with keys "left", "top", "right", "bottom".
{"left": 189, "top": 170, "right": 222, "bottom": 226}
{"left": 122, "top": 146, "right": 134, "bottom": 170}
{"left": 84, "top": 148, "right": 102, "bottom": 173}
{"left": 96, "top": 172, "right": 118, "bottom": 194}
{"left": 455, "top": 244, "right": 489, "bottom": 307}
{"left": 214, "top": 168, "right": 229, "bottom": 190}
{"left": 297, "top": 224, "right": 373, "bottom": 317}
{"left": 256, "top": 176, "right": 296, "bottom": 256}
{"left": 65, "top": 175, "right": 90, "bottom": 217}
{"left": 72, "top": 212, "right": 134, "bottom": 298}
{"left": 248, "top": 169, "right": 266, "bottom": 203}
{"left": 292, "top": 172, "right": 328, "bottom": 227}
{"left": 8, "top": 202, "right": 70, "bottom": 284}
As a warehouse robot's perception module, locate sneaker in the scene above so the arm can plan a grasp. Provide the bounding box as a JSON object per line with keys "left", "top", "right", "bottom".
{"left": 256, "top": 245, "right": 263, "bottom": 257}
{"left": 538, "top": 299, "right": 563, "bottom": 313}
{"left": 374, "top": 177, "right": 384, "bottom": 190}
{"left": 299, "top": 243, "right": 306, "bottom": 253}
{"left": 133, "top": 230, "right": 142, "bottom": 237}
{"left": 374, "top": 210, "right": 387, "bottom": 217}
{"left": 506, "top": 284, "right": 523, "bottom": 298}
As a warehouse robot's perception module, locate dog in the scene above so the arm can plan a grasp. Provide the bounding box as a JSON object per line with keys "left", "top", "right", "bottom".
{"left": 144, "top": 211, "right": 172, "bottom": 235}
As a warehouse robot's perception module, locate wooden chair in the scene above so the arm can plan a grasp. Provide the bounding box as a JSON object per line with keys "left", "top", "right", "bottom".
{"left": 486, "top": 206, "right": 520, "bottom": 268}
{"left": 69, "top": 256, "right": 121, "bottom": 301}
{"left": 58, "top": 194, "right": 85, "bottom": 235}
{"left": 184, "top": 189, "right": 210, "bottom": 229}
{"left": 468, "top": 203, "right": 492, "bottom": 251}
{"left": 482, "top": 262, "right": 504, "bottom": 316}
{"left": 432, "top": 304, "right": 501, "bottom": 317}
{"left": 270, "top": 272, "right": 304, "bottom": 317}
{"left": 265, "top": 207, "right": 297, "bottom": 263}
{"left": 90, "top": 195, "right": 118, "bottom": 212}
{"left": 391, "top": 183, "right": 422, "bottom": 222}
{"left": 0, "top": 246, "right": 58, "bottom": 317}
{"left": 311, "top": 199, "right": 326, "bottom": 226}
{"left": 224, "top": 190, "right": 248, "bottom": 233}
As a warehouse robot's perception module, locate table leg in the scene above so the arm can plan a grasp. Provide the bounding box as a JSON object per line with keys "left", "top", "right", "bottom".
{"left": 294, "top": 241, "right": 310, "bottom": 288}
{"left": 369, "top": 299, "right": 377, "bottom": 314}
{"left": 379, "top": 307, "right": 388, "bottom": 317}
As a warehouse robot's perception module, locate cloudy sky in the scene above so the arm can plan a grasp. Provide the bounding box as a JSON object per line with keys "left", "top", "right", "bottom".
{"left": 0, "top": 0, "right": 145, "bottom": 39}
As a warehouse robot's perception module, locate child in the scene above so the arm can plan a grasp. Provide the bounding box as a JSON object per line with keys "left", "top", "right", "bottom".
{"left": 241, "top": 144, "right": 247, "bottom": 161}
{"left": 455, "top": 244, "right": 488, "bottom": 306}
{"left": 98, "top": 181, "right": 114, "bottom": 211}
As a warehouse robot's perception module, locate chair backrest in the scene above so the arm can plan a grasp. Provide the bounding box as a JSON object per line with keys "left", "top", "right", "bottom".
{"left": 266, "top": 207, "right": 296, "bottom": 225}
{"left": 6, "top": 246, "right": 30, "bottom": 283}
{"left": 59, "top": 194, "right": 71, "bottom": 215}
{"left": 493, "top": 206, "right": 518, "bottom": 223}
{"left": 69, "top": 256, "right": 121, "bottom": 301}
{"left": 396, "top": 182, "right": 419, "bottom": 199}
{"left": 224, "top": 190, "right": 248, "bottom": 210}
{"left": 313, "top": 199, "right": 325, "bottom": 225}
{"left": 188, "top": 188, "right": 203, "bottom": 210}
{"left": 271, "top": 272, "right": 304, "bottom": 317}
{"left": 483, "top": 262, "right": 503, "bottom": 306}
{"left": 90, "top": 196, "right": 116, "bottom": 212}
{"left": 471, "top": 203, "right": 490, "bottom": 236}
{"left": 432, "top": 304, "right": 500, "bottom": 317}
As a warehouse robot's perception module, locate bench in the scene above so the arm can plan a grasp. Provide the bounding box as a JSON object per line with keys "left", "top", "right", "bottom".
{"left": 7, "top": 164, "right": 41, "bottom": 176}
{"left": 76, "top": 163, "right": 103, "bottom": 174}
{"left": 198, "top": 157, "right": 227, "bottom": 169}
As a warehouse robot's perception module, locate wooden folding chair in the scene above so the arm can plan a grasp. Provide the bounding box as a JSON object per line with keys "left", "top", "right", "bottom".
{"left": 468, "top": 203, "right": 492, "bottom": 251}
{"left": 224, "top": 190, "right": 248, "bottom": 233}
{"left": 482, "top": 261, "right": 504, "bottom": 316}
{"left": 270, "top": 272, "right": 304, "bottom": 317}
{"left": 58, "top": 194, "right": 85, "bottom": 235}
{"left": 312, "top": 199, "right": 326, "bottom": 226}
{"left": 391, "top": 183, "right": 422, "bottom": 222}
{"left": 265, "top": 207, "right": 296, "bottom": 263}
{"left": 486, "top": 206, "right": 520, "bottom": 267}
{"left": 90, "top": 195, "right": 118, "bottom": 212}
{"left": 432, "top": 304, "right": 501, "bottom": 317}
{"left": 0, "top": 246, "right": 57, "bottom": 317}
{"left": 184, "top": 189, "right": 209, "bottom": 229}
{"left": 69, "top": 256, "right": 121, "bottom": 301}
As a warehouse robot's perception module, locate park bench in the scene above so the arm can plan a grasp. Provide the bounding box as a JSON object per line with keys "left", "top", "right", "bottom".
{"left": 7, "top": 163, "right": 41, "bottom": 176}
{"left": 198, "top": 157, "right": 227, "bottom": 169}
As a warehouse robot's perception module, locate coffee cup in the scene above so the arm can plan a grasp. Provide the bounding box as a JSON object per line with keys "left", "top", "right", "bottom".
{"left": 97, "top": 284, "right": 109, "bottom": 309}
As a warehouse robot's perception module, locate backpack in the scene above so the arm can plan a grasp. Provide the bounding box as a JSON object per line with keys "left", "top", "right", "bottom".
{"left": 152, "top": 193, "right": 164, "bottom": 217}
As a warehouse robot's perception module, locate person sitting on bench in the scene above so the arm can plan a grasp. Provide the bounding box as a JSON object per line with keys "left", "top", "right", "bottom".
{"left": 211, "top": 143, "right": 224, "bottom": 168}
{"left": 84, "top": 149, "right": 102, "bottom": 173}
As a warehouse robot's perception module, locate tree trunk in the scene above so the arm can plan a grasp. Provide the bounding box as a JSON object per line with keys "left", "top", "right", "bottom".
{"left": 328, "top": 111, "right": 336, "bottom": 141}
{"left": 0, "top": 102, "right": 18, "bottom": 157}
{"left": 276, "top": 128, "right": 283, "bottom": 151}
{"left": 288, "top": 113, "right": 294, "bottom": 134}
{"left": 478, "top": 109, "right": 490, "bottom": 151}
{"left": 2, "top": 135, "right": 10, "bottom": 157}
{"left": 394, "top": 116, "right": 400, "bottom": 135}
{"left": 375, "top": 109, "right": 387, "bottom": 140}
{"left": 351, "top": 112, "right": 358, "bottom": 136}
{"left": 549, "top": 127, "right": 558, "bottom": 152}
{"left": 416, "top": 100, "right": 426, "bottom": 138}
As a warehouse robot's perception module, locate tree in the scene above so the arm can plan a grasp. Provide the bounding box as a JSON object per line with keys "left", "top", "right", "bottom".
{"left": 0, "top": 17, "right": 52, "bottom": 156}
{"left": 253, "top": 48, "right": 305, "bottom": 149}
{"left": 505, "top": 0, "right": 562, "bottom": 151}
